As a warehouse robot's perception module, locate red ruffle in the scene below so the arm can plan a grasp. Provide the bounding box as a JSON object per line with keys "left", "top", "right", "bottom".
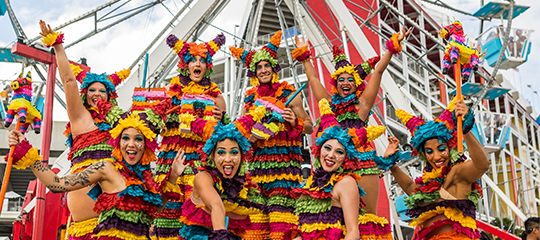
{"left": 94, "top": 192, "right": 157, "bottom": 216}
{"left": 69, "top": 129, "right": 110, "bottom": 160}
{"left": 249, "top": 153, "right": 303, "bottom": 163}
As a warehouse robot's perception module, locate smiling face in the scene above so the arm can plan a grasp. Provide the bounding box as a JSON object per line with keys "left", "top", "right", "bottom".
{"left": 320, "top": 139, "right": 346, "bottom": 172}
{"left": 188, "top": 55, "right": 208, "bottom": 82}
{"left": 336, "top": 73, "right": 357, "bottom": 97}
{"left": 255, "top": 60, "right": 273, "bottom": 84}
{"left": 86, "top": 82, "right": 108, "bottom": 108}
{"left": 423, "top": 138, "right": 450, "bottom": 169}
{"left": 212, "top": 139, "right": 241, "bottom": 178}
{"left": 120, "top": 127, "right": 145, "bottom": 165}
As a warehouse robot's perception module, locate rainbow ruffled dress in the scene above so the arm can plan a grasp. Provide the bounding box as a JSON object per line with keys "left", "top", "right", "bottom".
{"left": 149, "top": 76, "right": 222, "bottom": 240}
{"left": 405, "top": 156, "right": 482, "bottom": 240}
{"left": 179, "top": 166, "right": 262, "bottom": 239}
{"left": 64, "top": 100, "right": 123, "bottom": 240}
{"left": 238, "top": 81, "right": 305, "bottom": 240}
{"left": 88, "top": 156, "right": 162, "bottom": 240}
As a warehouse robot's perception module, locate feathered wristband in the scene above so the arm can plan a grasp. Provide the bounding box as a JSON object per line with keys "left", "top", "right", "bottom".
{"left": 5, "top": 140, "right": 41, "bottom": 169}
{"left": 386, "top": 33, "right": 402, "bottom": 55}
{"left": 41, "top": 31, "right": 64, "bottom": 48}
{"left": 291, "top": 46, "right": 311, "bottom": 62}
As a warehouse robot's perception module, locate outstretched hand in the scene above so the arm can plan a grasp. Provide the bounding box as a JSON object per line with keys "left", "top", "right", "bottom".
{"left": 171, "top": 150, "right": 188, "bottom": 177}
{"left": 39, "top": 20, "right": 54, "bottom": 37}
{"left": 8, "top": 130, "right": 25, "bottom": 148}
{"left": 397, "top": 26, "right": 413, "bottom": 43}
{"left": 295, "top": 35, "right": 309, "bottom": 49}
{"left": 383, "top": 137, "right": 400, "bottom": 158}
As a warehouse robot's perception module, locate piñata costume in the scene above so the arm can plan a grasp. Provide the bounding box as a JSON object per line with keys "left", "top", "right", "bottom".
{"left": 4, "top": 72, "right": 42, "bottom": 134}
{"left": 148, "top": 33, "right": 226, "bottom": 240}
{"left": 439, "top": 21, "right": 483, "bottom": 81}
{"left": 395, "top": 98, "right": 480, "bottom": 240}
{"left": 88, "top": 112, "right": 163, "bottom": 239}
{"left": 43, "top": 25, "right": 129, "bottom": 239}
{"left": 179, "top": 122, "right": 263, "bottom": 239}
{"left": 231, "top": 30, "right": 307, "bottom": 240}
{"left": 284, "top": 99, "right": 392, "bottom": 240}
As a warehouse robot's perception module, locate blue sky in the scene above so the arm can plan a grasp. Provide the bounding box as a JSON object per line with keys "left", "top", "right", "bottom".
{"left": 1, "top": 0, "right": 538, "bottom": 119}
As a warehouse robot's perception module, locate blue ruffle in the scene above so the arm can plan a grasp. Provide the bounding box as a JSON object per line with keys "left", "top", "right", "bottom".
{"left": 164, "top": 201, "right": 183, "bottom": 210}
{"left": 159, "top": 151, "right": 199, "bottom": 161}
{"left": 80, "top": 73, "right": 116, "bottom": 94}
{"left": 330, "top": 91, "right": 358, "bottom": 110}
{"left": 410, "top": 121, "right": 453, "bottom": 151}
{"left": 117, "top": 185, "right": 163, "bottom": 208}
{"left": 254, "top": 145, "right": 302, "bottom": 155}
{"left": 315, "top": 126, "right": 359, "bottom": 161}
{"left": 65, "top": 133, "right": 73, "bottom": 148}
{"left": 374, "top": 150, "right": 402, "bottom": 171}
{"left": 202, "top": 122, "right": 251, "bottom": 156}
{"left": 96, "top": 122, "right": 111, "bottom": 131}
{"left": 258, "top": 180, "right": 302, "bottom": 190}
{"left": 11, "top": 94, "right": 32, "bottom": 101}
{"left": 244, "top": 94, "right": 255, "bottom": 104}
{"left": 133, "top": 96, "right": 146, "bottom": 102}
{"left": 453, "top": 109, "right": 475, "bottom": 134}
{"left": 87, "top": 184, "right": 102, "bottom": 201}
{"left": 179, "top": 224, "right": 211, "bottom": 240}
{"left": 172, "top": 96, "right": 182, "bottom": 106}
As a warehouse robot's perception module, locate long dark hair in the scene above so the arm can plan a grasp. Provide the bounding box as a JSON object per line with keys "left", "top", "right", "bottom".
{"left": 522, "top": 217, "right": 540, "bottom": 240}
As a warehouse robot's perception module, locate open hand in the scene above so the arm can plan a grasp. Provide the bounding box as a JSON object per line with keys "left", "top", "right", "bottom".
{"left": 39, "top": 20, "right": 53, "bottom": 37}
{"left": 8, "top": 130, "right": 25, "bottom": 148}
{"left": 383, "top": 137, "right": 400, "bottom": 158}
{"left": 213, "top": 106, "right": 223, "bottom": 121}
{"left": 282, "top": 108, "right": 297, "bottom": 126}
{"left": 171, "top": 150, "right": 188, "bottom": 177}
{"left": 397, "top": 26, "right": 413, "bottom": 43}
{"left": 295, "top": 35, "right": 309, "bottom": 49}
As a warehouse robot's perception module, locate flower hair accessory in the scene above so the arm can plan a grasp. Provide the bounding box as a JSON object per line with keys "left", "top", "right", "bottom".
{"left": 166, "top": 32, "right": 226, "bottom": 80}
{"left": 329, "top": 45, "right": 380, "bottom": 94}
{"left": 230, "top": 31, "right": 283, "bottom": 86}
{"left": 41, "top": 31, "right": 64, "bottom": 47}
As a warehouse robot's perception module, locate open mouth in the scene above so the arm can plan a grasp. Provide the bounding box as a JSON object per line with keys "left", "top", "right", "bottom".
{"left": 324, "top": 159, "right": 336, "bottom": 167}
{"left": 193, "top": 69, "right": 202, "bottom": 76}
{"left": 223, "top": 165, "right": 234, "bottom": 175}
{"left": 126, "top": 150, "right": 138, "bottom": 159}
{"left": 341, "top": 86, "right": 352, "bottom": 95}
{"left": 433, "top": 160, "right": 445, "bottom": 168}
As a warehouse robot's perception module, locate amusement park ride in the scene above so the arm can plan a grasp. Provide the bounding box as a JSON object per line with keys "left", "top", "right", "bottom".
{"left": 0, "top": 0, "right": 538, "bottom": 239}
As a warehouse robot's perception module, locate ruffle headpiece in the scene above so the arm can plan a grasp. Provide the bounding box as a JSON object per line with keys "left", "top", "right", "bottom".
{"left": 312, "top": 99, "right": 385, "bottom": 171}
{"left": 395, "top": 98, "right": 462, "bottom": 156}
{"left": 70, "top": 64, "right": 130, "bottom": 101}
{"left": 166, "top": 33, "right": 226, "bottom": 82}
{"left": 230, "top": 31, "right": 282, "bottom": 86}
{"left": 196, "top": 122, "right": 252, "bottom": 176}
{"left": 108, "top": 112, "right": 159, "bottom": 165}
{"left": 329, "top": 45, "right": 380, "bottom": 94}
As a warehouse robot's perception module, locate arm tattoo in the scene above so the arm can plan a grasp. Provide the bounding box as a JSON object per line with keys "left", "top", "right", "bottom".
{"left": 46, "top": 161, "right": 107, "bottom": 193}
{"left": 32, "top": 161, "right": 49, "bottom": 172}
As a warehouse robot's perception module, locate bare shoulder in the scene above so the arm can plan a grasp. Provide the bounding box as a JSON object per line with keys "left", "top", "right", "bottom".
{"left": 334, "top": 175, "right": 359, "bottom": 194}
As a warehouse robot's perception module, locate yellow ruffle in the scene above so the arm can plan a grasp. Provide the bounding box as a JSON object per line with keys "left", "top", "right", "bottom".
{"left": 301, "top": 222, "right": 346, "bottom": 232}
{"left": 110, "top": 113, "right": 156, "bottom": 141}
{"left": 252, "top": 173, "right": 303, "bottom": 184}
{"left": 318, "top": 99, "right": 333, "bottom": 116}
{"left": 269, "top": 211, "right": 298, "bottom": 224}
{"left": 365, "top": 125, "right": 386, "bottom": 142}
{"left": 252, "top": 129, "right": 271, "bottom": 140}
{"left": 160, "top": 128, "right": 203, "bottom": 141}
{"left": 72, "top": 158, "right": 114, "bottom": 173}
{"left": 411, "top": 206, "right": 477, "bottom": 230}
{"left": 6, "top": 98, "right": 42, "bottom": 122}
{"left": 330, "top": 64, "right": 363, "bottom": 87}
{"left": 249, "top": 212, "right": 269, "bottom": 223}
{"left": 223, "top": 200, "right": 261, "bottom": 215}
{"left": 358, "top": 213, "right": 389, "bottom": 226}
{"left": 12, "top": 147, "right": 41, "bottom": 169}
{"left": 41, "top": 31, "right": 62, "bottom": 47}
{"left": 178, "top": 174, "right": 195, "bottom": 186}
{"left": 247, "top": 105, "right": 267, "bottom": 123}
{"left": 93, "top": 227, "right": 148, "bottom": 240}
{"left": 358, "top": 233, "right": 394, "bottom": 240}
{"left": 173, "top": 39, "right": 185, "bottom": 54}
{"left": 208, "top": 40, "right": 219, "bottom": 53}
{"left": 303, "top": 173, "right": 345, "bottom": 191}
{"left": 162, "top": 181, "right": 183, "bottom": 195}
{"left": 68, "top": 217, "right": 98, "bottom": 237}
{"left": 395, "top": 109, "right": 413, "bottom": 127}
{"left": 421, "top": 167, "right": 444, "bottom": 183}
{"left": 446, "top": 42, "right": 482, "bottom": 65}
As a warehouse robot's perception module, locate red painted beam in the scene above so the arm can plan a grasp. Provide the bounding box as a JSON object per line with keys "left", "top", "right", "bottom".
{"left": 476, "top": 219, "right": 521, "bottom": 240}
{"left": 11, "top": 43, "right": 54, "bottom": 64}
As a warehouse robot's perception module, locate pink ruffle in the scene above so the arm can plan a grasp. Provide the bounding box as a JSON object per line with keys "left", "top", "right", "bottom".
{"left": 301, "top": 228, "right": 344, "bottom": 240}
{"left": 358, "top": 221, "right": 392, "bottom": 236}
{"left": 415, "top": 219, "right": 481, "bottom": 240}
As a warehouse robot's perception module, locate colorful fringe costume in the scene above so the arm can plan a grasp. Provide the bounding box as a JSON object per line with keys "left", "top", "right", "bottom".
{"left": 179, "top": 123, "right": 263, "bottom": 239}
{"left": 59, "top": 58, "right": 128, "bottom": 239}
{"left": 395, "top": 98, "right": 480, "bottom": 240}
{"left": 284, "top": 99, "right": 392, "bottom": 240}
{"left": 4, "top": 72, "right": 42, "bottom": 134}
{"left": 131, "top": 87, "right": 168, "bottom": 114}
{"left": 231, "top": 31, "right": 306, "bottom": 240}
{"left": 149, "top": 33, "right": 226, "bottom": 240}
{"left": 88, "top": 112, "right": 163, "bottom": 239}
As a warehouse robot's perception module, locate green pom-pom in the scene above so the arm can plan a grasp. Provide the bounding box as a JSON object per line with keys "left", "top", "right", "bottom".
{"left": 336, "top": 112, "right": 360, "bottom": 122}
{"left": 333, "top": 54, "right": 348, "bottom": 63}
{"left": 249, "top": 50, "right": 278, "bottom": 72}
{"left": 467, "top": 189, "right": 481, "bottom": 208}
{"left": 295, "top": 196, "right": 332, "bottom": 214}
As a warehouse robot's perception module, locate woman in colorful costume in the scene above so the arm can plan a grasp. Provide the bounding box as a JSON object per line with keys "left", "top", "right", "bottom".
{"left": 6, "top": 111, "right": 187, "bottom": 239}
{"left": 178, "top": 121, "right": 264, "bottom": 239}
{"left": 389, "top": 98, "right": 489, "bottom": 240}
{"left": 230, "top": 30, "right": 314, "bottom": 240}
{"left": 147, "top": 33, "right": 227, "bottom": 240}
{"left": 285, "top": 98, "right": 394, "bottom": 240}
{"left": 39, "top": 20, "right": 128, "bottom": 239}
{"left": 292, "top": 27, "right": 411, "bottom": 216}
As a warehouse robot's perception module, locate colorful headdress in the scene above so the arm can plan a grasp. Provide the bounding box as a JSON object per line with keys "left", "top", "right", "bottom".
{"left": 70, "top": 64, "right": 130, "bottom": 101}
{"left": 166, "top": 33, "right": 226, "bottom": 84}
{"left": 312, "top": 99, "right": 385, "bottom": 172}
{"left": 230, "top": 31, "right": 282, "bottom": 86}
{"left": 329, "top": 45, "right": 380, "bottom": 94}
{"left": 108, "top": 112, "right": 159, "bottom": 165}
{"left": 196, "top": 122, "right": 252, "bottom": 176}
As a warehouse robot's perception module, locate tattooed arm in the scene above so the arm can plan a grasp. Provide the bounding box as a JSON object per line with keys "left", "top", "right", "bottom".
{"left": 9, "top": 130, "right": 108, "bottom": 194}
{"left": 30, "top": 161, "right": 108, "bottom": 193}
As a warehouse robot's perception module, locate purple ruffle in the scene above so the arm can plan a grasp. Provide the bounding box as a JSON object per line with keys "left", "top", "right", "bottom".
{"left": 71, "top": 150, "right": 112, "bottom": 164}
{"left": 310, "top": 169, "right": 334, "bottom": 189}
{"left": 273, "top": 64, "right": 281, "bottom": 73}
{"left": 298, "top": 206, "right": 343, "bottom": 225}
{"left": 406, "top": 199, "right": 477, "bottom": 219}
{"left": 249, "top": 167, "right": 303, "bottom": 178}
{"left": 204, "top": 167, "right": 246, "bottom": 200}
{"left": 338, "top": 118, "right": 366, "bottom": 129}
{"left": 152, "top": 227, "right": 182, "bottom": 237}
{"left": 213, "top": 33, "right": 226, "bottom": 47}
{"left": 94, "top": 215, "right": 149, "bottom": 236}
{"left": 265, "top": 205, "right": 294, "bottom": 213}
{"left": 167, "top": 35, "right": 179, "bottom": 48}
{"left": 208, "top": 229, "right": 235, "bottom": 240}
{"left": 334, "top": 60, "right": 349, "bottom": 70}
